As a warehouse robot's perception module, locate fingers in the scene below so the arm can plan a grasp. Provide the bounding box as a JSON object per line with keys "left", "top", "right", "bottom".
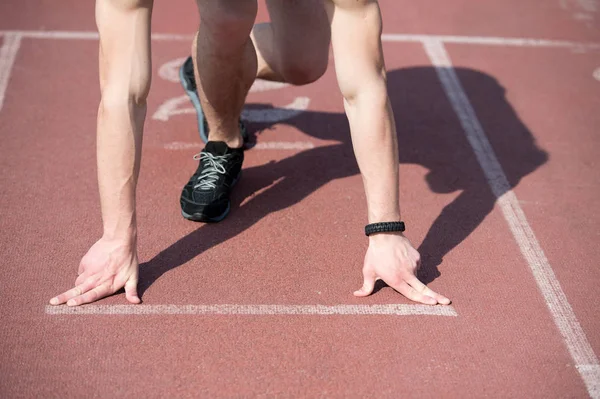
{"left": 406, "top": 277, "right": 451, "bottom": 305}
{"left": 66, "top": 283, "right": 112, "bottom": 307}
{"left": 124, "top": 275, "right": 141, "bottom": 304}
{"left": 50, "top": 271, "right": 141, "bottom": 307}
{"left": 354, "top": 272, "right": 376, "bottom": 297}
{"left": 75, "top": 271, "right": 91, "bottom": 286}
{"left": 49, "top": 277, "right": 99, "bottom": 306}
{"left": 391, "top": 281, "right": 438, "bottom": 305}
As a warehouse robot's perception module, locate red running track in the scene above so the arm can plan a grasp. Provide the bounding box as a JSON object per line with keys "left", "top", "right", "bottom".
{"left": 1, "top": 0, "right": 599, "bottom": 397}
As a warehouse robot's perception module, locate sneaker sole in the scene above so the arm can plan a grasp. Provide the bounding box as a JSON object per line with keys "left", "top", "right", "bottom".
{"left": 180, "top": 172, "right": 241, "bottom": 223}
{"left": 179, "top": 60, "right": 209, "bottom": 144}
{"left": 181, "top": 201, "right": 231, "bottom": 223}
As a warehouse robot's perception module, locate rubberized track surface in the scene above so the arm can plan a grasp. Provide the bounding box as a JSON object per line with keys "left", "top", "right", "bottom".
{"left": 1, "top": 1, "right": 599, "bottom": 397}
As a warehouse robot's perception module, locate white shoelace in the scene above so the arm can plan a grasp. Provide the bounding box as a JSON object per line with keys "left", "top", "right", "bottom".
{"left": 193, "top": 152, "right": 230, "bottom": 190}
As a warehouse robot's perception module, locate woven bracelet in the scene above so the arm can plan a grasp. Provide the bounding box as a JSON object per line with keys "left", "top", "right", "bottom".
{"left": 364, "top": 221, "right": 406, "bottom": 236}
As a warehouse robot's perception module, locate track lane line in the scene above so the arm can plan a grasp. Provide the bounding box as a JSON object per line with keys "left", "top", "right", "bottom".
{"left": 423, "top": 38, "right": 600, "bottom": 399}
{"left": 0, "top": 33, "right": 21, "bottom": 112}
{"left": 384, "top": 33, "right": 600, "bottom": 50}
{"left": 46, "top": 304, "right": 458, "bottom": 316}
{"left": 1, "top": 30, "right": 599, "bottom": 50}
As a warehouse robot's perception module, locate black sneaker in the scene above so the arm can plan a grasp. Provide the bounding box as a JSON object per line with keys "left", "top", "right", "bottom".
{"left": 179, "top": 56, "right": 248, "bottom": 144}
{"left": 180, "top": 141, "right": 244, "bottom": 222}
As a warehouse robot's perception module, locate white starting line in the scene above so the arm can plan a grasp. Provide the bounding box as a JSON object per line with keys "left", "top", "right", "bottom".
{"left": 45, "top": 303, "right": 458, "bottom": 316}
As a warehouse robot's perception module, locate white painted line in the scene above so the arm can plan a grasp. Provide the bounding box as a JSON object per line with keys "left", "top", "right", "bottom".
{"left": 242, "top": 96, "right": 310, "bottom": 123}
{"left": 45, "top": 304, "right": 457, "bottom": 316}
{"left": 383, "top": 33, "right": 600, "bottom": 50}
{"left": 423, "top": 39, "right": 600, "bottom": 399}
{"left": 152, "top": 95, "right": 195, "bottom": 121}
{"left": 253, "top": 141, "right": 315, "bottom": 150}
{"left": 0, "top": 30, "right": 193, "bottom": 41}
{"left": 153, "top": 95, "right": 310, "bottom": 123}
{"left": 163, "top": 141, "right": 202, "bottom": 150}
{"left": 163, "top": 141, "right": 315, "bottom": 151}
{"left": 1, "top": 29, "right": 599, "bottom": 50}
{"left": 249, "top": 79, "right": 290, "bottom": 93}
{"left": 593, "top": 67, "right": 600, "bottom": 81}
{"left": 158, "top": 56, "right": 188, "bottom": 82}
{"left": 0, "top": 33, "right": 22, "bottom": 112}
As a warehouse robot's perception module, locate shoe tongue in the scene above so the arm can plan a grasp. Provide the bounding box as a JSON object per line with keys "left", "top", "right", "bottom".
{"left": 204, "top": 141, "right": 230, "bottom": 156}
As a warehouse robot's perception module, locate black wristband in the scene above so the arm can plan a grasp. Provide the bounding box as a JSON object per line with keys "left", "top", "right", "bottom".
{"left": 365, "top": 221, "right": 406, "bottom": 236}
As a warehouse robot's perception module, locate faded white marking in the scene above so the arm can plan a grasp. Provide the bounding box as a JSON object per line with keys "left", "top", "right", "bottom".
{"left": 240, "top": 176, "right": 286, "bottom": 207}
{"left": 0, "top": 33, "right": 22, "bottom": 112}
{"left": 152, "top": 95, "right": 194, "bottom": 121}
{"left": 164, "top": 141, "right": 202, "bottom": 150}
{"left": 242, "top": 97, "right": 309, "bottom": 122}
{"left": 153, "top": 95, "right": 309, "bottom": 123}
{"left": 163, "top": 141, "right": 315, "bottom": 151}
{"left": 1, "top": 30, "right": 599, "bottom": 51}
{"left": 249, "top": 79, "right": 290, "bottom": 93}
{"left": 557, "top": 0, "right": 598, "bottom": 28}
{"left": 574, "top": 12, "right": 595, "bottom": 20}
{"left": 158, "top": 56, "right": 290, "bottom": 92}
{"left": 158, "top": 57, "right": 188, "bottom": 82}
{"left": 574, "top": 0, "right": 598, "bottom": 12}
{"left": 45, "top": 304, "right": 458, "bottom": 316}
{"left": 424, "top": 39, "right": 600, "bottom": 398}
{"left": 253, "top": 141, "right": 314, "bottom": 150}
{"left": 593, "top": 67, "right": 600, "bottom": 81}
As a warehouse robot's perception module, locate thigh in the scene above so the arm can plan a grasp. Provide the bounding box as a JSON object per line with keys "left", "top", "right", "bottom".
{"left": 266, "top": 0, "right": 330, "bottom": 63}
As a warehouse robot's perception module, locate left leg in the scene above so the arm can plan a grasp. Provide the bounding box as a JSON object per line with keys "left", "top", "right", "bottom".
{"left": 252, "top": 0, "right": 331, "bottom": 85}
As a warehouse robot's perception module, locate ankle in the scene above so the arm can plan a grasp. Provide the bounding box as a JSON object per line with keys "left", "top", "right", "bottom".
{"left": 208, "top": 131, "right": 244, "bottom": 149}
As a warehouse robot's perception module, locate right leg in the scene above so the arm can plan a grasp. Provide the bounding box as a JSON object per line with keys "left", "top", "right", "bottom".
{"left": 180, "top": 1, "right": 255, "bottom": 222}
{"left": 186, "top": 0, "right": 329, "bottom": 144}
{"left": 192, "top": 0, "right": 258, "bottom": 148}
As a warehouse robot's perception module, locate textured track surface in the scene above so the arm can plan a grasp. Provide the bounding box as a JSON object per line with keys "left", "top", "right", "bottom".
{"left": 1, "top": 1, "right": 599, "bottom": 397}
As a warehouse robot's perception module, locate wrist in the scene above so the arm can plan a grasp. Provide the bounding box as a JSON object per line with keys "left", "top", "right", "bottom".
{"left": 368, "top": 211, "right": 401, "bottom": 224}
{"left": 102, "top": 216, "right": 137, "bottom": 244}
{"left": 365, "top": 220, "right": 405, "bottom": 235}
{"left": 368, "top": 231, "right": 408, "bottom": 248}
{"left": 102, "top": 230, "right": 137, "bottom": 244}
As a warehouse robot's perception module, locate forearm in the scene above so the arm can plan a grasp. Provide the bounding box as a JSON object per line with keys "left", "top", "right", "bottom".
{"left": 96, "top": 95, "right": 145, "bottom": 240}
{"left": 344, "top": 80, "right": 400, "bottom": 223}
{"left": 327, "top": 0, "right": 400, "bottom": 223}
{"left": 95, "top": 0, "right": 152, "bottom": 241}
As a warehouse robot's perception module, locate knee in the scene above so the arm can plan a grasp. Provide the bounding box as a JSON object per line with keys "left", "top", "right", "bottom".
{"left": 279, "top": 57, "right": 328, "bottom": 86}
{"left": 100, "top": 71, "right": 151, "bottom": 112}
{"left": 197, "top": 1, "right": 257, "bottom": 44}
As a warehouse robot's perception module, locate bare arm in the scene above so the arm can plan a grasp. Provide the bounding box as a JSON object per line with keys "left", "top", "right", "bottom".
{"left": 96, "top": 0, "right": 152, "bottom": 242}
{"left": 49, "top": 0, "right": 153, "bottom": 306}
{"left": 325, "top": 0, "right": 450, "bottom": 304}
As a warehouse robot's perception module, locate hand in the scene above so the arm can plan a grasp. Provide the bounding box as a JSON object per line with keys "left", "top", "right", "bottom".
{"left": 354, "top": 233, "right": 451, "bottom": 305}
{"left": 49, "top": 237, "right": 141, "bottom": 306}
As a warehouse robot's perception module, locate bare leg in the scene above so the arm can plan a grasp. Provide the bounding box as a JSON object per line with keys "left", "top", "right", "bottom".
{"left": 252, "top": 0, "right": 330, "bottom": 84}
{"left": 191, "top": 0, "right": 331, "bottom": 146}
{"left": 193, "top": 0, "right": 258, "bottom": 148}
